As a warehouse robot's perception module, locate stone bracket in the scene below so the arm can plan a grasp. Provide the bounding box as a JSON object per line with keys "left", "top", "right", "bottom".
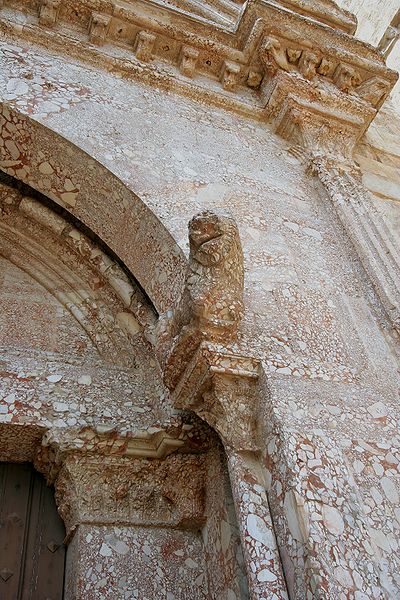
{"left": 134, "top": 30, "right": 156, "bottom": 62}
{"left": 220, "top": 61, "right": 241, "bottom": 92}
{"left": 179, "top": 46, "right": 199, "bottom": 78}
{"left": 172, "top": 342, "right": 261, "bottom": 451}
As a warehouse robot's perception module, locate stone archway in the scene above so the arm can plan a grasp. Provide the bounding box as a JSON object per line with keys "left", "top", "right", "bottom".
{"left": 0, "top": 153, "right": 249, "bottom": 599}
{"left": 0, "top": 102, "right": 185, "bottom": 314}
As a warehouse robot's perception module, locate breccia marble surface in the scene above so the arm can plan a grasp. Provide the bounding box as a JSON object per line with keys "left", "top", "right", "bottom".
{"left": 0, "top": 2, "right": 400, "bottom": 597}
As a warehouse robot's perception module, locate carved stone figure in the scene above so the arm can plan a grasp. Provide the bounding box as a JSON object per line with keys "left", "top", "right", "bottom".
{"left": 164, "top": 210, "right": 244, "bottom": 390}
{"left": 187, "top": 210, "right": 244, "bottom": 332}
{"left": 260, "top": 36, "right": 293, "bottom": 73}
{"left": 333, "top": 63, "right": 361, "bottom": 92}
{"left": 298, "top": 50, "right": 320, "bottom": 80}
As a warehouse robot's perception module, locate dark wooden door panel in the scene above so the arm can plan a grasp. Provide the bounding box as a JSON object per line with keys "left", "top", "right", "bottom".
{"left": 0, "top": 463, "right": 66, "bottom": 600}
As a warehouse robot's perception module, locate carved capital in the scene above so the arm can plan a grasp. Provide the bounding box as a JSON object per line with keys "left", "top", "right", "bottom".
{"left": 171, "top": 342, "right": 261, "bottom": 451}
{"left": 54, "top": 453, "right": 206, "bottom": 538}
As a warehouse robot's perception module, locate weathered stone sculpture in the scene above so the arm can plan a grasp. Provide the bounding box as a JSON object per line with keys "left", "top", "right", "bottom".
{"left": 186, "top": 209, "right": 244, "bottom": 334}
{"left": 164, "top": 209, "right": 244, "bottom": 390}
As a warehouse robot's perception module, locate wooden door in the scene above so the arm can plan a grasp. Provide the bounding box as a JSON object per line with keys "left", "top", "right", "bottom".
{"left": 0, "top": 463, "right": 66, "bottom": 600}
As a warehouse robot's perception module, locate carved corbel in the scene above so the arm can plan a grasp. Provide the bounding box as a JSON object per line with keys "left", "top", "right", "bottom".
{"left": 317, "top": 56, "right": 336, "bottom": 77}
{"left": 179, "top": 46, "right": 199, "bottom": 78}
{"left": 220, "top": 60, "right": 241, "bottom": 91}
{"left": 38, "top": 0, "right": 60, "bottom": 27}
{"left": 89, "top": 12, "right": 111, "bottom": 46}
{"left": 259, "top": 36, "right": 293, "bottom": 73}
{"left": 298, "top": 50, "right": 320, "bottom": 80}
{"left": 333, "top": 63, "right": 361, "bottom": 92}
{"left": 172, "top": 342, "right": 261, "bottom": 452}
{"left": 286, "top": 48, "right": 302, "bottom": 65}
{"left": 356, "top": 77, "right": 391, "bottom": 109}
{"left": 134, "top": 30, "right": 156, "bottom": 62}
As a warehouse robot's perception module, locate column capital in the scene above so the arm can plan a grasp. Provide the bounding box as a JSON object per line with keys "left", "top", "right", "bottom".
{"left": 34, "top": 425, "right": 208, "bottom": 538}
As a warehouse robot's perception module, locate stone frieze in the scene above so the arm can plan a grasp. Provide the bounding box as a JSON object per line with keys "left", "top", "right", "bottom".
{"left": 0, "top": 0, "right": 397, "bottom": 141}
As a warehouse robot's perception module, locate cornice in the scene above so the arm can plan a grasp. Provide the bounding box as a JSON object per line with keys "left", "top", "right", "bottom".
{"left": 0, "top": 0, "right": 397, "bottom": 141}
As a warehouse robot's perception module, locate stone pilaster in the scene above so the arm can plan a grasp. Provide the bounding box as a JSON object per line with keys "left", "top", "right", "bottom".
{"left": 272, "top": 97, "right": 400, "bottom": 338}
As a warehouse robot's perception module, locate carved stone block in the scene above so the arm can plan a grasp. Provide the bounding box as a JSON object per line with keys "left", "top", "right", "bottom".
{"left": 298, "top": 50, "right": 320, "bottom": 80}
{"left": 89, "top": 12, "right": 111, "bottom": 46}
{"left": 179, "top": 46, "right": 199, "bottom": 78}
{"left": 220, "top": 61, "right": 241, "bottom": 92}
{"left": 54, "top": 453, "right": 206, "bottom": 536}
{"left": 134, "top": 30, "right": 156, "bottom": 62}
{"left": 38, "top": 0, "right": 60, "bottom": 27}
{"left": 333, "top": 63, "right": 361, "bottom": 93}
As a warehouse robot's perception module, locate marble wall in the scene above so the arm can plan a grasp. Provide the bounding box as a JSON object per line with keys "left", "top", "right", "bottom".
{"left": 1, "top": 24, "right": 400, "bottom": 599}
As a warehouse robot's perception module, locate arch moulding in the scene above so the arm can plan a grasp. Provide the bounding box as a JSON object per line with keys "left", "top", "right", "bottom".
{"left": 0, "top": 101, "right": 186, "bottom": 314}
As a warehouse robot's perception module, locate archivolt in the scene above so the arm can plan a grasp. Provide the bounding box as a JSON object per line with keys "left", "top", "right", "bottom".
{"left": 0, "top": 177, "right": 158, "bottom": 368}
{"left": 0, "top": 102, "right": 186, "bottom": 313}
